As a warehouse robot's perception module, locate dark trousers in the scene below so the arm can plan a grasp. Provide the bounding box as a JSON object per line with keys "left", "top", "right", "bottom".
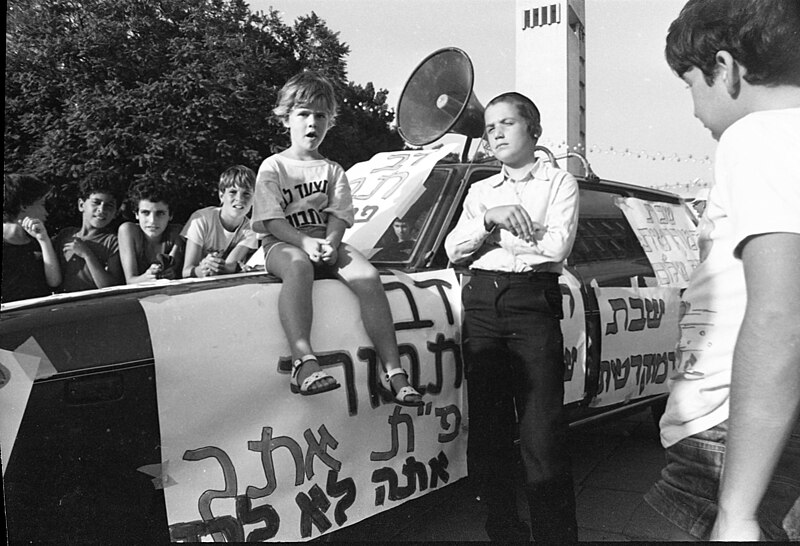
{"left": 462, "top": 271, "right": 578, "bottom": 542}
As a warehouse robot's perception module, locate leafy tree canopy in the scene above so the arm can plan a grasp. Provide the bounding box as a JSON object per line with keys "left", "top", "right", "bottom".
{"left": 5, "top": 0, "right": 403, "bottom": 229}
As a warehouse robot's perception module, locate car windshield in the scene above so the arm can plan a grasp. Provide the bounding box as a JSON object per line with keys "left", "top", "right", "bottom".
{"left": 368, "top": 169, "right": 452, "bottom": 263}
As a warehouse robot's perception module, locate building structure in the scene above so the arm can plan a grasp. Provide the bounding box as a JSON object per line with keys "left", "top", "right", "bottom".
{"left": 516, "top": 0, "right": 586, "bottom": 175}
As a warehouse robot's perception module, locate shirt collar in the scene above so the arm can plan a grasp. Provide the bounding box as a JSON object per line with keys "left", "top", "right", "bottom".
{"left": 493, "top": 159, "right": 549, "bottom": 187}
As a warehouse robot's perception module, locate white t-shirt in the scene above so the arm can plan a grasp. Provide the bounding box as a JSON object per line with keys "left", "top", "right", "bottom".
{"left": 660, "top": 108, "right": 800, "bottom": 447}
{"left": 180, "top": 206, "right": 259, "bottom": 258}
{"left": 251, "top": 154, "right": 355, "bottom": 237}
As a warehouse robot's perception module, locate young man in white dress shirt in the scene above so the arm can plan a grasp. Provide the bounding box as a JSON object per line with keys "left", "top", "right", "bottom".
{"left": 445, "top": 92, "right": 579, "bottom": 542}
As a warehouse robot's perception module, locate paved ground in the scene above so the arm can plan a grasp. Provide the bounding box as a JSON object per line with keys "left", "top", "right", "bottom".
{"left": 324, "top": 407, "right": 677, "bottom": 542}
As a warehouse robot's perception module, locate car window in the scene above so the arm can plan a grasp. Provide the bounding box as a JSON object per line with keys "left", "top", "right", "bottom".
{"left": 571, "top": 189, "right": 650, "bottom": 265}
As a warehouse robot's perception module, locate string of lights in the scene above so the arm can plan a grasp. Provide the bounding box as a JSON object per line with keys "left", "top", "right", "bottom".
{"left": 536, "top": 139, "right": 713, "bottom": 165}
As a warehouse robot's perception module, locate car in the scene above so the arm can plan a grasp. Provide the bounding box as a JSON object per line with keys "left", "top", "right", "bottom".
{"left": 1, "top": 147, "right": 698, "bottom": 542}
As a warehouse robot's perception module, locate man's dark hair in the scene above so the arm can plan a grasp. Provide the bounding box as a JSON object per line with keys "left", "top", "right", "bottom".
{"left": 665, "top": 0, "right": 800, "bottom": 86}
{"left": 3, "top": 173, "right": 50, "bottom": 222}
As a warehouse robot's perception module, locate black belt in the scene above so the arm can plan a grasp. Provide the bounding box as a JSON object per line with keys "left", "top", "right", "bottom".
{"left": 464, "top": 268, "right": 560, "bottom": 282}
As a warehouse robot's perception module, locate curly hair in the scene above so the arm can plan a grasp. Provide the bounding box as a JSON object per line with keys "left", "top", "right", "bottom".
{"left": 665, "top": 0, "right": 800, "bottom": 86}
{"left": 273, "top": 71, "right": 338, "bottom": 124}
{"left": 78, "top": 172, "right": 124, "bottom": 206}
{"left": 127, "top": 178, "right": 177, "bottom": 212}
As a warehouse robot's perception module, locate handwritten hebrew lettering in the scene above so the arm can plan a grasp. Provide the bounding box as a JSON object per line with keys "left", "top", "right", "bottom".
{"left": 644, "top": 297, "right": 666, "bottom": 328}
{"left": 235, "top": 494, "right": 280, "bottom": 542}
{"left": 295, "top": 484, "right": 332, "bottom": 538}
{"left": 605, "top": 298, "right": 628, "bottom": 335}
{"left": 434, "top": 404, "right": 462, "bottom": 443}
{"left": 383, "top": 281, "right": 435, "bottom": 331}
{"left": 605, "top": 297, "right": 668, "bottom": 335}
{"left": 351, "top": 171, "right": 408, "bottom": 201}
{"left": 351, "top": 204, "right": 378, "bottom": 224}
{"left": 370, "top": 405, "right": 415, "bottom": 461}
{"left": 561, "top": 284, "right": 576, "bottom": 318}
{"left": 428, "top": 451, "right": 450, "bottom": 488}
{"left": 169, "top": 515, "right": 244, "bottom": 543}
{"left": 563, "top": 346, "right": 578, "bottom": 381}
{"left": 424, "top": 333, "right": 462, "bottom": 395}
{"left": 303, "top": 424, "right": 342, "bottom": 480}
{"left": 599, "top": 351, "right": 676, "bottom": 393}
{"left": 402, "top": 456, "right": 429, "bottom": 495}
{"left": 325, "top": 470, "right": 356, "bottom": 527}
{"left": 413, "top": 277, "right": 456, "bottom": 326}
{"left": 246, "top": 426, "right": 305, "bottom": 499}
{"left": 182, "top": 446, "right": 238, "bottom": 542}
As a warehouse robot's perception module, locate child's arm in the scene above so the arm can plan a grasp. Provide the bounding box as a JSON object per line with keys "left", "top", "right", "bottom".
{"left": 266, "top": 218, "right": 326, "bottom": 263}
{"left": 223, "top": 245, "right": 253, "bottom": 274}
{"left": 183, "top": 240, "right": 224, "bottom": 278}
{"left": 64, "top": 237, "right": 122, "bottom": 288}
{"left": 118, "top": 223, "right": 159, "bottom": 284}
{"left": 20, "top": 217, "right": 61, "bottom": 287}
{"left": 320, "top": 216, "right": 348, "bottom": 264}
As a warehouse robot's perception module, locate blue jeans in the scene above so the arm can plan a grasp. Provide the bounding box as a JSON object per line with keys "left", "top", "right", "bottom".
{"left": 462, "top": 270, "right": 577, "bottom": 542}
{"left": 645, "top": 418, "right": 800, "bottom": 540}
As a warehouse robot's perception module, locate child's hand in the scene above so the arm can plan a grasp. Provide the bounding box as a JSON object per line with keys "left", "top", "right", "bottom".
{"left": 19, "top": 217, "right": 50, "bottom": 241}
{"left": 320, "top": 240, "right": 338, "bottom": 264}
{"left": 485, "top": 205, "right": 542, "bottom": 242}
{"left": 142, "top": 263, "right": 162, "bottom": 282}
{"left": 301, "top": 238, "right": 325, "bottom": 263}
{"left": 197, "top": 251, "right": 224, "bottom": 277}
{"left": 63, "top": 237, "right": 92, "bottom": 260}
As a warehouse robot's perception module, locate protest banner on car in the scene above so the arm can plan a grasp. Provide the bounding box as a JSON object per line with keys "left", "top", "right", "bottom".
{"left": 592, "top": 284, "right": 682, "bottom": 407}
{"left": 615, "top": 197, "right": 700, "bottom": 288}
{"left": 140, "top": 269, "right": 466, "bottom": 542}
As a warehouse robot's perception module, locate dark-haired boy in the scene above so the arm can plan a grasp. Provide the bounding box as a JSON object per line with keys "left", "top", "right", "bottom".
{"left": 118, "top": 179, "right": 184, "bottom": 283}
{"left": 2, "top": 174, "right": 62, "bottom": 303}
{"left": 53, "top": 175, "right": 124, "bottom": 292}
{"left": 445, "top": 92, "right": 579, "bottom": 542}
{"left": 644, "top": 0, "right": 800, "bottom": 540}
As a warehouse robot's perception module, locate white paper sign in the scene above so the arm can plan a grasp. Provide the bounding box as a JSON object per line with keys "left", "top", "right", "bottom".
{"left": 561, "top": 271, "right": 587, "bottom": 405}
{"left": 140, "top": 270, "right": 466, "bottom": 542}
{"left": 0, "top": 348, "right": 40, "bottom": 475}
{"left": 592, "top": 285, "right": 682, "bottom": 407}
{"left": 615, "top": 197, "right": 700, "bottom": 288}
{"left": 343, "top": 144, "right": 459, "bottom": 253}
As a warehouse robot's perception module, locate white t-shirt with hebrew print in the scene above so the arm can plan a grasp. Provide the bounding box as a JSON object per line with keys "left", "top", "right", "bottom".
{"left": 660, "top": 108, "right": 800, "bottom": 447}
{"left": 251, "top": 154, "right": 355, "bottom": 238}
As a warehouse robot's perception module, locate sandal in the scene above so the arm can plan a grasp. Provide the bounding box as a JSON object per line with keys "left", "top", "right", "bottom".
{"left": 385, "top": 367, "right": 424, "bottom": 407}
{"left": 290, "top": 355, "right": 340, "bottom": 396}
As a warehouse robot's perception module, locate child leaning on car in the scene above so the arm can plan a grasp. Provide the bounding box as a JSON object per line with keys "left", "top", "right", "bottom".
{"left": 53, "top": 174, "right": 125, "bottom": 292}
{"left": 117, "top": 178, "right": 185, "bottom": 284}
{"left": 444, "top": 91, "right": 579, "bottom": 542}
{"left": 180, "top": 165, "right": 260, "bottom": 279}
{"left": 2, "top": 174, "right": 62, "bottom": 303}
{"left": 250, "top": 71, "right": 424, "bottom": 406}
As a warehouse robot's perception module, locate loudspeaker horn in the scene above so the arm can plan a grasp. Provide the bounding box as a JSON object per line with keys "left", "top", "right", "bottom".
{"left": 397, "top": 47, "right": 485, "bottom": 148}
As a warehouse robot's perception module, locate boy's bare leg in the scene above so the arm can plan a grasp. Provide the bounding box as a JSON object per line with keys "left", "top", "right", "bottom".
{"left": 267, "top": 245, "right": 335, "bottom": 389}
{"left": 335, "top": 244, "right": 421, "bottom": 403}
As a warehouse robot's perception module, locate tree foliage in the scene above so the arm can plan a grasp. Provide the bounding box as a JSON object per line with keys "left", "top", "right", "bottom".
{"left": 5, "top": 0, "right": 403, "bottom": 229}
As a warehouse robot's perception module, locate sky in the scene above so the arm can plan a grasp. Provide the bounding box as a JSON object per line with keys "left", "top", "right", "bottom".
{"left": 249, "top": 0, "right": 716, "bottom": 197}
